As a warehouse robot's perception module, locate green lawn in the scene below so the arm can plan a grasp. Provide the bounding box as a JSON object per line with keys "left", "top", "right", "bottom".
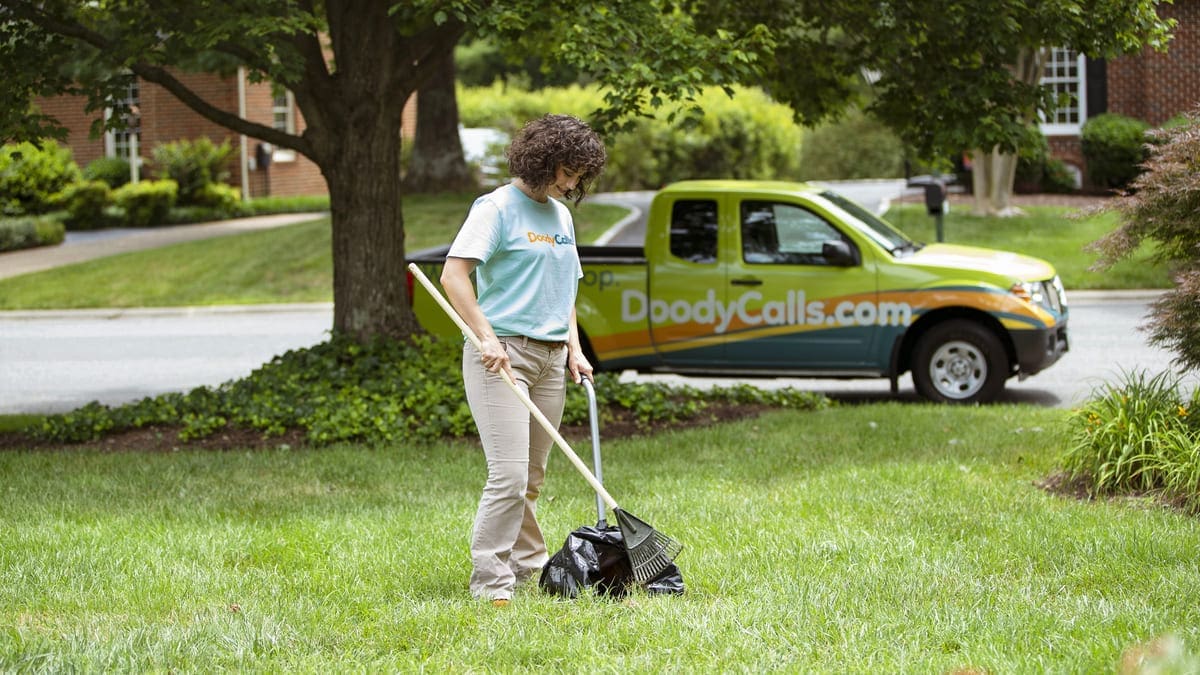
{"left": 885, "top": 203, "right": 1170, "bottom": 290}
{"left": 0, "top": 193, "right": 628, "bottom": 310}
{"left": 3, "top": 405, "right": 1198, "bottom": 671}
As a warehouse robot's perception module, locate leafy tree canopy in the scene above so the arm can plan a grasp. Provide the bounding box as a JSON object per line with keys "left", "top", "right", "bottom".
{"left": 0, "top": 0, "right": 772, "bottom": 341}
{"left": 686, "top": 0, "right": 1173, "bottom": 159}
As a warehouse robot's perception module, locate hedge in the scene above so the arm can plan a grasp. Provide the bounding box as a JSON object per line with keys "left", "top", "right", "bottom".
{"left": 0, "top": 215, "right": 66, "bottom": 253}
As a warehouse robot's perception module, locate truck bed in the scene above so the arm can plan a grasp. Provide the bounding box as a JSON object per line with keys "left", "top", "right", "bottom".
{"left": 409, "top": 244, "right": 646, "bottom": 265}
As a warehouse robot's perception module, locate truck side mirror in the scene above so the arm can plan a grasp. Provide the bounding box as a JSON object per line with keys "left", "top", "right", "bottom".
{"left": 822, "top": 240, "right": 858, "bottom": 267}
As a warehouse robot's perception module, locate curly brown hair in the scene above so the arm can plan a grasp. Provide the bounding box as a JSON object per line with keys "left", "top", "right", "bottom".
{"left": 506, "top": 114, "right": 606, "bottom": 205}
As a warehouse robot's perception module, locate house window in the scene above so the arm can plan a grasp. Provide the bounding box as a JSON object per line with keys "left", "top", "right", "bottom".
{"left": 270, "top": 89, "right": 297, "bottom": 162}
{"left": 104, "top": 79, "right": 141, "bottom": 161}
{"left": 272, "top": 91, "right": 295, "bottom": 133}
{"left": 1040, "top": 47, "right": 1087, "bottom": 136}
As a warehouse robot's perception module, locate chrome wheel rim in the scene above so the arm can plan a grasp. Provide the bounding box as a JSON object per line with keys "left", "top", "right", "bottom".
{"left": 928, "top": 339, "right": 987, "bottom": 400}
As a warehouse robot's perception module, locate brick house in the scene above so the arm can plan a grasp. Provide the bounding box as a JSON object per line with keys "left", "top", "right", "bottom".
{"left": 1042, "top": 0, "right": 1199, "bottom": 184}
{"left": 35, "top": 70, "right": 417, "bottom": 199}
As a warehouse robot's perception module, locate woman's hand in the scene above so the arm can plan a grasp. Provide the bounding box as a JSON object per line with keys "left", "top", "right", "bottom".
{"left": 568, "top": 348, "right": 593, "bottom": 384}
{"left": 479, "top": 336, "right": 513, "bottom": 379}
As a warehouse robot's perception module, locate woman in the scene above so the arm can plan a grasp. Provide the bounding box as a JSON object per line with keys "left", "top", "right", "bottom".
{"left": 441, "top": 113, "right": 606, "bottom": 606}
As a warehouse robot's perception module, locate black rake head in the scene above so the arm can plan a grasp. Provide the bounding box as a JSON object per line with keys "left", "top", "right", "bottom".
{"left": 614, "top": 508, "right": 683, "bottom": 584}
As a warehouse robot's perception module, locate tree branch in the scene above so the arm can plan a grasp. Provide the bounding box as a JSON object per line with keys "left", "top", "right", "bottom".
{"left": 129, "top": 62, "right": 313, "bottom": 156}
{"left": 6, "top": 0, "right": 313, "bottom": 157}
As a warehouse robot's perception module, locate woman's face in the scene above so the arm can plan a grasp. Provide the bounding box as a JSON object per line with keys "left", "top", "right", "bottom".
{"left": 547, "top": 165, "right": 581, "bottom": 200}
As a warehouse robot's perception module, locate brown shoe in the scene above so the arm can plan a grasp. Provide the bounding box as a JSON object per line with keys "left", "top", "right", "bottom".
{"left": 491, "top": 599, "right": 510, "bottom": 608}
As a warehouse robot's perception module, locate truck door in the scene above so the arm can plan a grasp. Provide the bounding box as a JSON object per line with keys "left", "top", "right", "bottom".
{"left": 645, "top": 198, "right": 727, "bottom": 367}
{"left": 723, "top": 199, "right": 879, "bottom": 369}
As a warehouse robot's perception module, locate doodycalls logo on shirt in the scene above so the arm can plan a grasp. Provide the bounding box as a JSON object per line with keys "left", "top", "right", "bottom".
{"left": 527, "top": 232, "right": 575, "bottom": 246}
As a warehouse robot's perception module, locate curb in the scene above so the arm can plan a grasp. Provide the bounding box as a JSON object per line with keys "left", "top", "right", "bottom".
{"left": 0, "top": 303, "right": 334, "bottom": 320}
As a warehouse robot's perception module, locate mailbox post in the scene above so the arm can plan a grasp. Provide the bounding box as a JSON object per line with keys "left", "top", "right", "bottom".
{"left": 906, "top": 175, "right": 950, "bottom": 242}
{"left": 255, "top": 143, "right": 273, "bottom": 197}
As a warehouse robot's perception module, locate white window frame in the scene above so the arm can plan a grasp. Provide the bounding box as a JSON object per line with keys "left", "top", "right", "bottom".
{"left": 103, "top": 79, "right": 142, "bottom": 162}
{"left": 1039, "top": 47, "right": 1087, "bottom": 136}
{"left": 271, "top": 89, "right": 297, "bottom": 163}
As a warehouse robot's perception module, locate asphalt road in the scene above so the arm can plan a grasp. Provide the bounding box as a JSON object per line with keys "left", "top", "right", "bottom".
{"left": 1, "top": 293, "right": 1194, "bottom": 415}
{"left": 2, "top": 183, "right": 1195, "bottom": 414}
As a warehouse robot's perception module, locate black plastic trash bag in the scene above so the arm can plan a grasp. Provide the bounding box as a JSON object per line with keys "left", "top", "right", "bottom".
{"left": 539, "top": 523, "right": 685, "bottom": 598}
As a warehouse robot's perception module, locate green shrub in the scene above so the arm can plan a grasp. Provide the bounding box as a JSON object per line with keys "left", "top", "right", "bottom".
{"left": 150, "top": 137, "right": 233, "bottom": 206}
{"left": 82, "top": 157, "right": 132, "bottom": 189}
{"left": 1081, "top": 113, "right": 1151, "bottom": 190}
{"left": 458, "top": 84, "right": 805, "bottom": 190}
{"left": 798, "top": 109, "right": 906, "bottom": 180}
{"left": 1041, "top": 158, "right": 1078, "bottom": 194}
{"left": 0, "top": 214, "right": 66, "bottom": 252}
{"left": 61, "top": 180, "right": 113, "bottom": 230}
{"left": 112, "top": 179, "right": 178, "bottom": 227}
{"left": 1060, "top": 369, "right": 1200, "bottom": 512}
{"left": 193, "top": 181, "right": 241, "bottom": 210}
{"left": 1012, "top": 129, "right": 1078, "bottom": 194}
{"left": 0, "top": 140, "right": 83, "bottom": 216}
{"left": 34, "top": 334, "right": 829, "bottom": 446}
{"left": 458, "top": 82, "right": 603, "bottom": 132}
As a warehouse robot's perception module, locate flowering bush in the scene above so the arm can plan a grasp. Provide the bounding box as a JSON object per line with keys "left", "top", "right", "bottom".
{"left": 1061, "top": 369, "right": 1200, "bottom": 512}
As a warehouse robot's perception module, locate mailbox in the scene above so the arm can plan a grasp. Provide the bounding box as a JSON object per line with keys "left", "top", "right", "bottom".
{"left": 255, "top": 143, "right": 273, "bottom": 171}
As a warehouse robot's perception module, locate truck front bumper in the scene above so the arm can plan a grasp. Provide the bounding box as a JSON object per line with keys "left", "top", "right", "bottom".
{"left": 1011, "top": 321, "right": 1069, "bottom": 377}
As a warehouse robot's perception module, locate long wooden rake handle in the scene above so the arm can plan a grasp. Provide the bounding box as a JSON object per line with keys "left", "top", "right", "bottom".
{"left": 407, "top": 262, "right": 621, "bottom": 511}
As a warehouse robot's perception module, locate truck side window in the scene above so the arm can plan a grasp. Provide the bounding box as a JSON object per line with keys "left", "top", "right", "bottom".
{"left": 669, "top": 200, "right": 718, "bottom": 263}
{"left": 741, "top": 201, "right": 853, "bottom": 266}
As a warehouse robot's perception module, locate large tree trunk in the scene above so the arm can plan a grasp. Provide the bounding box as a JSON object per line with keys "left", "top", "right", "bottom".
{"left": 970, "top": 146, "right": 1022, "bottom": 217}
{"left": 303, "top": 0, "right": 463, "bottom": 342}
{"left": 404, "top": 50, "right": 478, "bottom": 194}
{"left": 970, "top": 46, "right": 1046, "bottom": 217}
{"left": 322, "top": 125, "right": 423, "bottom": 341}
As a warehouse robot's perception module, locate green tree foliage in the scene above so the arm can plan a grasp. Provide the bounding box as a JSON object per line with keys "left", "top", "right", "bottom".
{"left": 686, "top": 0, "right": 1172, "bottom": 161}
{"left": 1088, "top": 113, "right": 1200, "bottom": 372}
{"left": 0, "top": 1, "right": 770, "bottom": 342}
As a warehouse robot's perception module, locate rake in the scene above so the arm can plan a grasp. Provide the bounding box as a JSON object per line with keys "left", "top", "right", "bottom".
{"left": 408, "top": 262, "right": 682, "bottom": 583}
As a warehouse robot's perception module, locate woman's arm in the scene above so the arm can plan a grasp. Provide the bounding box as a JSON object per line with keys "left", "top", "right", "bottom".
{"left": 567, "top": 306, "right": 593, "bottom": 384}
{"left": 441, "top": 256, "right": 512, "bottom": 378}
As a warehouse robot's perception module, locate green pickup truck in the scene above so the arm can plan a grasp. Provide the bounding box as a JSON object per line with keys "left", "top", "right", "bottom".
{"left": 410, "top": 180, "right": 1069, "bottom": 404}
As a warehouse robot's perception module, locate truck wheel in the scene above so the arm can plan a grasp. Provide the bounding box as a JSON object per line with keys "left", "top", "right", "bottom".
{"left": 912, "top": 320, "right": 1008, "bottom": 404}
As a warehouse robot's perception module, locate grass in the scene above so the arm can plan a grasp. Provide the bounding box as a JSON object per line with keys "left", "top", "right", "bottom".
{"left": 0, "top": 192, "right": 628, "bottom": 310}
{"left": 885, "top": 203, "right": 1171, "bottom": 290}
{"left": 3, "top": 405, "right": 1200, "bottom": 671}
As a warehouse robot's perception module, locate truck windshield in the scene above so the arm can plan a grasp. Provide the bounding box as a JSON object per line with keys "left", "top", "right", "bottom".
{"left": 819, "top": 191, "right": 922, "bottom": 256}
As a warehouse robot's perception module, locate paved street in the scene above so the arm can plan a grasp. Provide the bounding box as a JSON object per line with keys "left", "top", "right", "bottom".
{"left": 0, "top": 305, "right": 332, "bottom": 414}
{"left": 1, "top": 185, "right": 1196, "bottom": 415}
{"left": 1, "top": 292, "right": 1195, "bottom": 414}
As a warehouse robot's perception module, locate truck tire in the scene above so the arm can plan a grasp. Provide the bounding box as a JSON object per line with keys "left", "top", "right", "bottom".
{"left": 912, "top": 320, "right": 1008, "bottom": 404}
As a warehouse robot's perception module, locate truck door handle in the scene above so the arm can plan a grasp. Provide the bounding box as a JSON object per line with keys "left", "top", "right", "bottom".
{"left": 731, "top": 277, "right": 763, "bottom": 286}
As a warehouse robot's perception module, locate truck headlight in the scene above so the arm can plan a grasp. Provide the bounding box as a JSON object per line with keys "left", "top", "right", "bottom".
{"left": 1012, "top": 277, "right": 1066, "bottom": 314}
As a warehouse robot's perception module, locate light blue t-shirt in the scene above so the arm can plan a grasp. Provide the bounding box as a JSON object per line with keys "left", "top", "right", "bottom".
{"left": 446, "top": 183, "right": 583, "bottom": 342}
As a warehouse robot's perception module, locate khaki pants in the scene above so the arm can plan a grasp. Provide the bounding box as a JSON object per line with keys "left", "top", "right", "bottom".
{"left": 463, "top": 337, "right": 566, "bottom": 600}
